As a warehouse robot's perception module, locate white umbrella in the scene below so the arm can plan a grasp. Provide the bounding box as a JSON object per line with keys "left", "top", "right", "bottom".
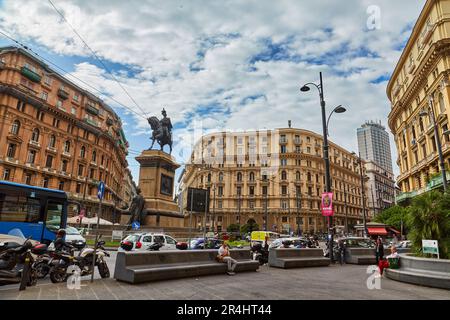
{"left": 67, "top": 216, "right": 113, "bottom": 225}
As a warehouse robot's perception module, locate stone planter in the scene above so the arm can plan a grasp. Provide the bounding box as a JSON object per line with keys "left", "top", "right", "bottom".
{"left": 385, "top": 254, "right": 450, "bottom": 289}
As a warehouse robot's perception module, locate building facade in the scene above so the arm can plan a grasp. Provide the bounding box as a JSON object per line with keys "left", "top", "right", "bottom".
{"left": 181, "top": 128, "right": 369, "bottom": 234}
{"left": 364, "top": 161, "right": 396, "bottom": 216}
{"left": 0, "top": 46, "right": 133, "bottom": 221}
{"left": 357, "top": 121, "right": 395, "bottom": 215}
{"left": 357, "top": 120, "right": 393, "bottom": 173}
{"left": 387, "top": 0, "right": 450, "bottom": 203}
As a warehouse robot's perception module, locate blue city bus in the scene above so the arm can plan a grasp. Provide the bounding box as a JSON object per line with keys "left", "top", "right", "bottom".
{"left": 0, "top": 181, "right": 75, "bottom": 244}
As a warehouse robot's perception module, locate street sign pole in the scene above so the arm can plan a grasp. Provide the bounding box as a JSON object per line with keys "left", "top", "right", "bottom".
{"left": 91, "top": 181, "right": 104, "bottom": 283}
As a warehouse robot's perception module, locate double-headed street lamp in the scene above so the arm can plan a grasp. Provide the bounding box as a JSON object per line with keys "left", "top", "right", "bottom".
{"left": 300, "top": 72, "right": 346, "bottom": 263}
{"left": 419, "top": 96, "right": 449, "bottom": 192}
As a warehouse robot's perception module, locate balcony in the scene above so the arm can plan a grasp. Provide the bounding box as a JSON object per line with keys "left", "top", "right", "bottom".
{"left": 20, "top": 66, "right": 41, "bottom": 83}
{"left": 395, "top": 190, "right": 417, "bottom": 203}
{"left": 294, "top": 138, "right": 301, "bottom": 145}
{"left": 84, "top": 117, "right": 99, "bottom": 127}
{"left": 62, "top": 151, "right": 72, "bottom": 158}
{"left": 279, "top": 138, "right": 287, "bottom": 144}
{"left": 57, "top": 88, "right": 69, "bottom": 100}
{"left": 28, "top": 140, "right": 41, "bottom": 149}
{"left": 86, "top": 104, "right": 100, "bottom": 116}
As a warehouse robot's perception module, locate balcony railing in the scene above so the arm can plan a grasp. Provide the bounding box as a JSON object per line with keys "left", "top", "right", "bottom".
{"left": 57, "top": 88, "right": 69, "bottom": 100}
{"left": 20, "top": 66, "right": 41, "bottom": 83}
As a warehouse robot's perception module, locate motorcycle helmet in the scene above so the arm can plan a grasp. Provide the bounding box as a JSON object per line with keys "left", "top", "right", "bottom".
{"left": 56, "top": 229, "right": 66, "bottom": 238}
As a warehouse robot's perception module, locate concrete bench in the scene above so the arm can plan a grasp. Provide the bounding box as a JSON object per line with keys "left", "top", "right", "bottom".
{"left": 344, "top": 248, "right": 377, "bottom": 265}
{"left": 113, "top": 249, "right": 259, "bottom": 284}
{"left": 385, "top": 254, "right": 450, "bottom": 290}
{"left": 268, "top": 248, "right": 330, "bottom": 269}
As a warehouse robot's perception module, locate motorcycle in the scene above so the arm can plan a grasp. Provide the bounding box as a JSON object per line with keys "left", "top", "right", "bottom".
{"left": 251, "top": 242, "right": 268, "bottom": 265}
{"left": 32, "top": 245, "right": 52, "bottom": 279}
{"left": 49, "top": 239, "right": 110, "bottom": 283}
{"left": 0, "top": 237, "right": 39, "bottom": 290}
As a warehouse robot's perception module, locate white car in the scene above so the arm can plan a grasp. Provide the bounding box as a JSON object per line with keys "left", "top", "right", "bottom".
{"left": 120, "top": 233, "right": 178, "bottom": 251}
{"left": 65, "top": 226, "right": 86, "bottom": 249}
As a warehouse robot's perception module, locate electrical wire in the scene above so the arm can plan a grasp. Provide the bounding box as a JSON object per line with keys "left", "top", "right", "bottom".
{"left": 0, "top": 29, "right": 148, "bottom": 121}
{"left": 47, "top": 0, "right": 149, "bottom": 118}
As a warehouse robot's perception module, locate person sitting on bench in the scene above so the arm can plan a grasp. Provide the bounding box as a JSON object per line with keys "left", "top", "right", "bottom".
{"left": 376, "top": 246, "right": 399, "bottom": 278}
{"left": 217, "top": 242, "right": 237, "bottom": 275}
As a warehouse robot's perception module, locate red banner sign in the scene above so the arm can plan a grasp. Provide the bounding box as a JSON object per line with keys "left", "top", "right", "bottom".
{"left": 321, "top": 192, "right": 334, "bottom": 216}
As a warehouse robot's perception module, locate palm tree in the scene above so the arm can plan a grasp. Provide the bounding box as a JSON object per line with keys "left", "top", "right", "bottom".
{"left": 407, "top": 191, "right": 450, "bottom": 259}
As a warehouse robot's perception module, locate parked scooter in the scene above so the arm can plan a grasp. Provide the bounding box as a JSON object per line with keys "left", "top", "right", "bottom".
{"left": 49, "top": 239, "right": 110, "bottom": 283}
{"left": 251, "top": 242, "right": 269, "bottom": 265}
{"left": 0, "top": 238, "right": 39, "bottom": 290}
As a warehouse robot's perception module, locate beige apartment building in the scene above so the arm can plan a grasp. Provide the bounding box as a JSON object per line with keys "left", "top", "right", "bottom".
{"left": 387, "top": 0, "right": 450, "bottom": 203}
{"left": 0, "top": 46, "right": 133, "bottom": 221}
{"left": 180, "top": 128, "right": 368, "bottom": 234}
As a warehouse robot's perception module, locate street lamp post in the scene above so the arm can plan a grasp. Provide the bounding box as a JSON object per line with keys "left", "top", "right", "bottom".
{"left": 419, "top": 96, "right": 448, "bottom": 191}
{"left": 300, "top": 72, "right": 346, "bottom": 263}
{"left": 355, "top": 153, "right": 368, "bottom": 237}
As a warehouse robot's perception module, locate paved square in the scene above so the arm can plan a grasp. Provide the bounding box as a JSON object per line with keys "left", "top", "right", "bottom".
{"left": 0, "top": 263, "right": 449, "bottom": 300}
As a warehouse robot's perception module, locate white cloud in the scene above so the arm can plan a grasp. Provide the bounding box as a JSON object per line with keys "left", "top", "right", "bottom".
{"left": 0, "top": 0, "right": 427, "bottom": 181}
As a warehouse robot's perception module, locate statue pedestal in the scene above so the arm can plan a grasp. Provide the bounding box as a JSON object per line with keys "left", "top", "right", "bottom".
{"left": 130, "top": 150, "right": 183, "bottom": 228}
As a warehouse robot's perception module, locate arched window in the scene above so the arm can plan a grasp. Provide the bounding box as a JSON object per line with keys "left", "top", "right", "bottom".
{"left": 64, "top": 140, "right": 70, "bottom": 153}
{"left": 307, "top": 172, "right": 311, "bottom": 182}
{"left": 48, "top": 135, "right": 56, "bottom": 148}
{"left": 219, "top": 172, "right": 224, "bottom": 182}
{"left": 439, "top": 93, "right": 446, "bottom": 114}
{"left": 31, "top": 128, "right": 40, "bottom": 142}
{"left": 419, "top": 116, "right": 424, "bottom": 132}
{"left": 237, "top": 172, "right": 242, "bottom": 182}
{"left": 296, "top": 171, "right": 301, "bottom": 181}
{"left": 11, "top": 120, "right": 20, "bottom": 135}
{"left": 92, "top": 150, "right": 97, "bottom": 162}
{"left": 281, "top": 170, "right": 287, "bottom": 180}
{"left": 80, "top": 146, "right": 86, "bottom": 158}
{"left": 249, "top": 172, "right": 255, "bottom": 181}
{"left": 207, "top": 173, "right": 211, "bottom": 182}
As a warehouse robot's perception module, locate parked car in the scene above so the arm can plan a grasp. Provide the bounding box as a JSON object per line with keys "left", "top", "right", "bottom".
{"left": 119, "top": 233, "right": 178, "bottom": 251}
{"left": 65, "top": 226, "right": 86, "bottom": 250}
{"left": 269, "top": 237, "right": 313, "bottom": 249}
{"left": 334, "top": 237, "right": 375, "bottom": 248}
{"left": 189, "top": 238, "right": 223, "bottom": 249}
{"left": 397, "top": 240, "right": 412, "bottom": 248}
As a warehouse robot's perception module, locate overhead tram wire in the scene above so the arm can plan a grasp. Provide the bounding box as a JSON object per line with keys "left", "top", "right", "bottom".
{"left": 47, "top": 0, "right": 149, "bottom": 119}
{"left": 0, "top": 29, "right": 148, "bottom": 121}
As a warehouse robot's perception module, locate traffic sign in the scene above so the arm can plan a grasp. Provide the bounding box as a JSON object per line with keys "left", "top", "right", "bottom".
{"left": 132, "top": 221, "right": 140, "bottom": 230}
{"left": 97, "top": 181, "right": 105, "bottom": 200}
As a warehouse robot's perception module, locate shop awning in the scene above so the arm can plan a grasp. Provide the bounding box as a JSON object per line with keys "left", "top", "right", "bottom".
{"left": 367, "top": 227, "right": 388, "bottom": 235}
{"left": 387, "top": 227, "right": 401, "bottom": 234}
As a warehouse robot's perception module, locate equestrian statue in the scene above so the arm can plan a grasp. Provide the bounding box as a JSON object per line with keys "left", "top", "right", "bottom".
{"left": 147, "top": 108, "right": 173, "bottom": 154}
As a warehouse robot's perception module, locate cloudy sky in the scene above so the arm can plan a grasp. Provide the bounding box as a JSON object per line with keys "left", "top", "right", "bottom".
{"left": 0, "top": 0, "right": 426, "bottom": 183}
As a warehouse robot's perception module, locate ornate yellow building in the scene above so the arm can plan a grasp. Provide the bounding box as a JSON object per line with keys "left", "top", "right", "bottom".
{"left": 180, "top": 128, "right": 368, "bottom": 234}
{"left": 387, "top": 0, "right": 450, "bottom": 202}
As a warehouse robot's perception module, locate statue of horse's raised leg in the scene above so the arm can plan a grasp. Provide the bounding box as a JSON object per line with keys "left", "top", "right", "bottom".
{"left": 148, "top": 137, "right": 156, "bottom": 150}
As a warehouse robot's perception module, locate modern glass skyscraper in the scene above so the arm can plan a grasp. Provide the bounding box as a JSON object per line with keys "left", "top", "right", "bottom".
{"left": 357, "top": 121, "right": 393, "bottom": 174}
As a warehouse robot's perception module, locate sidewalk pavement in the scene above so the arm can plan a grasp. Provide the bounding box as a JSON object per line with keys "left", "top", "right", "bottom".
{"left": 1, "top": 264, "right": 449, "bottom": 300}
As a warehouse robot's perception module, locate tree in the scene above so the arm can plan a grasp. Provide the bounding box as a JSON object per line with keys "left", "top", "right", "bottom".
{"left": 227, "top": 224, "right": 240, "bottom": 233}
{"left": 240, "top": 219, "right": 259, "bottom": 235}
{"left": 374, "top": 205, "right": 408, "bottom": 233}
{"left": 407, "top": 191, "right": 450, "bottom": 259}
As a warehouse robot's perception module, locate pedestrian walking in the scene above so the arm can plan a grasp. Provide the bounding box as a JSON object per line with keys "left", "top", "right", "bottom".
{"left": 338, "top": 239, "right": 345, "bottom": 265}
{"left": 217, "top": 242, "right": 237, "bottom": 275}
{"left": 375, "top": 237, "right": 384, "bottom": 265}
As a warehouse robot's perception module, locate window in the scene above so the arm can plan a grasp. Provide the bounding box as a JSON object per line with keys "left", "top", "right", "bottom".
{"left": 16, "top": 100, "right": 26, "bottom": 112}
{"left": 90, "top": 168, "right": 95, "bottom": 179}
{"left": 92, "top": 150, "right": 97, "bottom": 162}
{"left": 44, "top": 75, "right": 52, "bottom": 86}
{"left": 282, "top": 216, "right": 288, "bottom": 223}
{"left": 7, "top": 144, "right": 16, "bottom": 158}
{"left": 80, "top": 146, "right": 86, "bottom": 158}
{"left": 3, "top": 169, "right": 10, "bottom": 180}
{"left": 237, "top": 172, "right": 242, "bottom": 182}
{"left": 11, "top": 120, "right": 20, "bottom": 135}
{"left": 76, "top": 183, "right": 81, "bottom": 193}
{"left": 249, "top": 172, "right": 255, "bottom": 181}
{"left": 27, "top": 150, "right": 36, "bottom": 164}
{"left": 165, "top": 236, "right": 176, "bottom": 245}
{"left": 36, "top": 110, "right": 44, "bottom": 121}
{"left": 52, "top": 118, "right": 60, "bottom": 128}
{"left": 281, "top": 185, "right": 287, "bottom": 195}
{"left": 218, "top": 186, "right": 223, "bottom": 197}
{"left": 0, "top": 195, "right": 40, "bottom": 223}
{"left": 31, "top": 128, "right": 40, "bottom": 142}
{"left": 45, "top": 201, "right": 63, "bottom": 232}
{"left": 42, "top": 178, "right": 49, "bottom": 188}
{"left": 45, "top": 155, "right": 53, "bottom": 168}
{"left": 48, "top": 135, "right": 56, "bottom": 148}
{"left": 296, "top": 171, "right": 300, "bottom": 181}
{"left": 24, "top": 173, "right": 32, "bottom": 185}
{"left": 64, "top": 141, "right": 71, "bottom": 153}
{"left": 281, "top": 171, "right": 287, "bottom": 180}
{"left": 439, "top": 94, "right": 446, "bottom": 114}
{"left": 78, "top": 164, "right": 84, "bottom": 176}
{"left": 73, "top": 94, "right": 79, "bottom": 102}
{"left": 281, "top": 159, "right": 287, "bottom": 166}
{"left": 71, "top": 107, "right": 77, "bottom": 115}
{"left": 58, "top": 181, "right": 65, "bottom": 191}
{"left": 56, "top": 100, "right": 64, "bottom": 109}
{"left": 61, "top": 160, "right": 68, "bottom": 172}
{"left": 249, "top": 186, "right": 254, "bottom": 196}
{"left": 40, "top": 91, "right": 48, "bottom": 101}
{"left": 280, "top": 145, "right": 287, "bottom": 153}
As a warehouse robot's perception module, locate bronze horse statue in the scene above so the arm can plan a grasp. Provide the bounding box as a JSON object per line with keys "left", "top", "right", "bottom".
{"left": 147, "top": 116, "right": 173, "bottom": 154}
